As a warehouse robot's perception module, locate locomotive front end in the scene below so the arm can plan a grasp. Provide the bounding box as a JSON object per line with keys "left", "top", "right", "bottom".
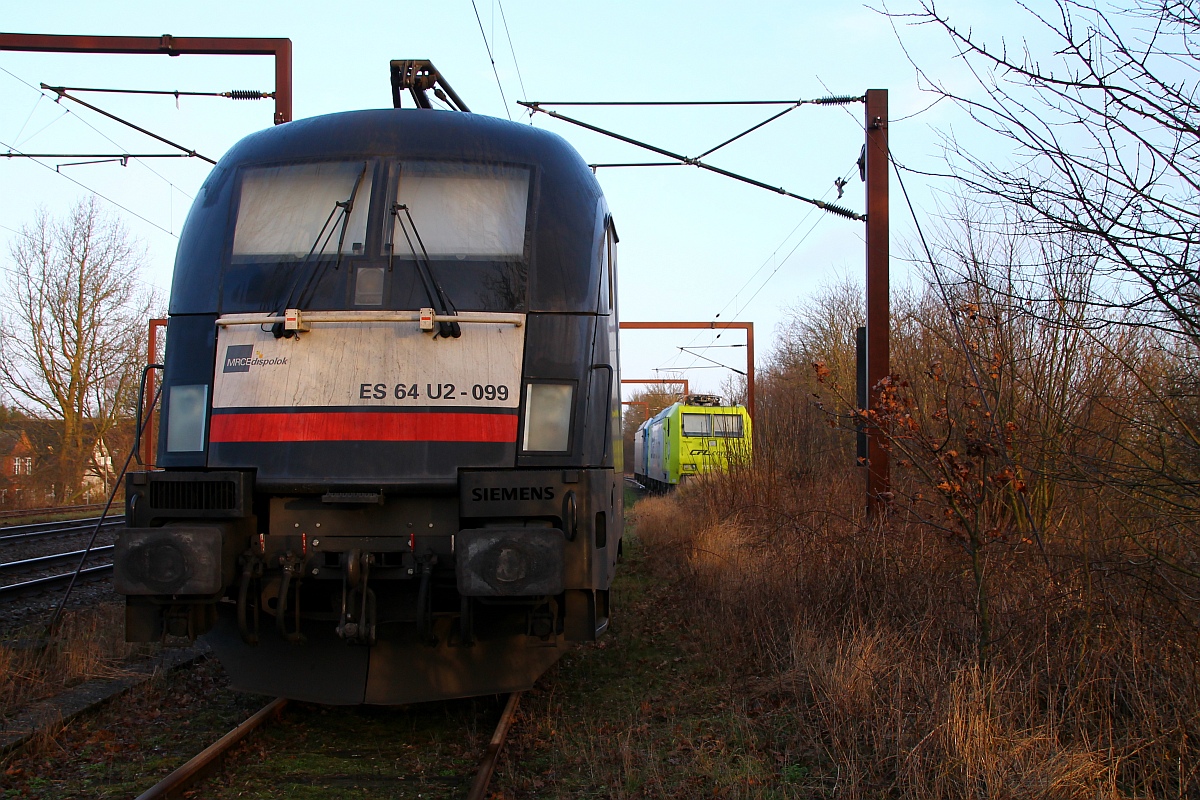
{"left": 115, "top": 109, "right": 622, "bottom": 704}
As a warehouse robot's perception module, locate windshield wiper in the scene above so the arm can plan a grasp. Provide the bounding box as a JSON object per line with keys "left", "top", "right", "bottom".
{"left": 390, "top": 203, "right": 461, "bottom": 338}
{"left": 275, "top": 164, "right": 369, "bottom": 336}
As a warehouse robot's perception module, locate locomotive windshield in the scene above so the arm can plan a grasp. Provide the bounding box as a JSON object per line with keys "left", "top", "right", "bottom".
{"left": 218, "top": 159, "right": 533, "bottom": 314}
{"left": 682, "top": 413, "right": 745, "bottom": 438}
{"left": 232, "top": 161, "right": 373, "bottom": 262}
{"left": 391, "top": 162, "right": 530, "bottom": 260}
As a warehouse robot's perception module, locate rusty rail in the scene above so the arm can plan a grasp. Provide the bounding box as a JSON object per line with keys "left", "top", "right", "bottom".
{"left": 467, "top": 691, "right": 522, "bottom": 800}
{"left": 134, "top": 697, "right": 287, "bottom": 800}
{"left": 0, "top": 504, "right": 107, "bottom": 522}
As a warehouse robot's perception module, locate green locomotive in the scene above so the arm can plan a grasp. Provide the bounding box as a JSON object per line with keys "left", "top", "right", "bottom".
{"left": 632, "top": 395, "right": 751, "bottom": 491}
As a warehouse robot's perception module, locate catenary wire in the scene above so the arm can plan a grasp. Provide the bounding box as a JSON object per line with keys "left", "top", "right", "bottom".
{"left": 43, "top": 87, "right": 216, "bottom": 164}
{"left": 574, "top": 90, "right": 860, "bottom": 382}
{"left": 470, "top": 0, "right": 512, "bottom": 120}
{"left": 13, "top": 105, "right": 69, "bottom": 148}
{"left": 40, "top": 85, "right": 273, "bottom": 100}
{"left": 679, "top": 347, "right": 746, "bottom": 374}
{"left": 529, "top": 98, "right": 861, "bottom": 106}
{"left": 496, "top": 0, "right": 529, "bottom": 101}
{"left": 656, "top": 163, "right": 857, "bottom": 377}
{"left": 10, "top": 91, "right": 43, "bottom": 145}
{"left": 1, "top": 65, "right": 196, "bottom": 200}
{"left": 0, "top": 139, "right": 178, "bottom": 237}
{"left": 521, "top": 102, "right": 863, "bottom": 221}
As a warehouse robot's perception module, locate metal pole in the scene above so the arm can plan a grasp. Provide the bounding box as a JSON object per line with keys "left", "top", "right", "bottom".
{"left": 864, "top": 89, "right": 890, "bottom": 515}
{"left": 143, "top": 318, "right": 167, "bottom": 468}
{"left": 745, "top": 323, "right": 755, "bottom": 426}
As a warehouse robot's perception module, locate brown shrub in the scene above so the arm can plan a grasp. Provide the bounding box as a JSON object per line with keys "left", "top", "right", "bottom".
{"left": 0, "top": 603, "right": 155, "bottom": 719}
{"left": 633, "top": 461, "right": 1200, "bottom": 798}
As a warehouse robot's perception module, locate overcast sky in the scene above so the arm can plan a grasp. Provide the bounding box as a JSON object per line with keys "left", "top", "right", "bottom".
{"left": 0, "top": 1, "right": 1026, "bottom": 399}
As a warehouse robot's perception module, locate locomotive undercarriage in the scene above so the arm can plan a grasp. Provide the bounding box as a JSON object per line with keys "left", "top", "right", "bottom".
{"left": 117, "top": 467, "right": 615, "bottom": 703}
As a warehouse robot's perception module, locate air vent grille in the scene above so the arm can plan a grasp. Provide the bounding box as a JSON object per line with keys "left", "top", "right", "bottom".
{"left": 149, "top": 480, "right": 237, "bottom": 511}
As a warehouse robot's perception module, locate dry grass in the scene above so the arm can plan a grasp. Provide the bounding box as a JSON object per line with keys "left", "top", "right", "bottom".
{"left": 0, "top": 602, "right": 156, "bottom": 719}
{"left": 631, "top": 468, "right": 1200, "bottom": 799}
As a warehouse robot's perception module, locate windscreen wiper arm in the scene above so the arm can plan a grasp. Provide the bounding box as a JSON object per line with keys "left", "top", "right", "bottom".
{"left": 275, "top": 165, "right": 369, "bottom": 336}
{"left": 292, "top": 164, "right": 369, "bottom": 309}
{"left": 390, "top": 203, "right": 461, "bottom": 338}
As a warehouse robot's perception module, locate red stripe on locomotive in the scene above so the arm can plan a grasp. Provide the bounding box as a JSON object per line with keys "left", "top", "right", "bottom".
{"left": 209, "top": 411, "right": 518, "bottom": 443}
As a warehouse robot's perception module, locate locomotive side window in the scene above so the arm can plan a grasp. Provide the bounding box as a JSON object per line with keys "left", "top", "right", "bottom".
{"left": 232, "top": 162, "right": 373, "bottom": 262}
{"left": 713, "top": 415, "right": 744, "bottom": 438}
{"left": 393, "top": 163, "right": 530, "bottom": 260}
{"left": 522, "top": 383, "right": 575, "bottom": 452}
{"left": 681, "top": 413, "right": 710, "bottom": 437}
{"left": 597, "top": 222, "right": 612, "bottom": 315}
{"left": 607, "top": 225, "right": 617, "bottom": 311}
{"left": 166, "top": 384, "right": 208, "bottom": 452}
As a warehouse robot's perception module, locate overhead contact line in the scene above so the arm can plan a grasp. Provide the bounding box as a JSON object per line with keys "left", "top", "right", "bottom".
{"left": 40, "top": 84, "right": 217, "bottom": 164}
{"left": 527, "top": 96, "right": 863, "bottom": 106}
{"left": 38, "top": 85, "right": 274, "bottom": 101}
{"left": 520, "top": 100, "right": 864, "bottom": 221}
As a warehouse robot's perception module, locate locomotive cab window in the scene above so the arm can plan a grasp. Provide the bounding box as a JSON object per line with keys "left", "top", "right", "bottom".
{"left": 390, "top": 162, "right": 530, "bottom": 260}
{"left": 681, "top": 413, "right": 710, "bottom": 437}
{"left": 231, "top": 161, "right": 373, "bottom": 262}
{"left": 713, "top": 415, "right": 744, "bottom": 438}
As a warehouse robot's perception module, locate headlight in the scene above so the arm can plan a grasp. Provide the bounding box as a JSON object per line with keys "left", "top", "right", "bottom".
{"left": 522, "top": 383, "right": 574, "bottom": 452}
{"left": 166, "top": 384, "right": 209, "bottom": 452}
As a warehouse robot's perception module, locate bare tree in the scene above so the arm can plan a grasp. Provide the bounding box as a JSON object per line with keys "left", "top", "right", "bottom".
{"left": 898, "top": 0, "right": 1200, "bottom": 345}
{"left": 0, "top": 198, "right": 152, "bottom": 503}
{"left": 889, "top": 0, "right": 1200, "bottom": 564}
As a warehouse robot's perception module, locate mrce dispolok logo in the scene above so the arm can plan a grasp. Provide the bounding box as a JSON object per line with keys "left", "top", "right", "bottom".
{"left": 222, "top": 344, "right": 288, "bottom": 373}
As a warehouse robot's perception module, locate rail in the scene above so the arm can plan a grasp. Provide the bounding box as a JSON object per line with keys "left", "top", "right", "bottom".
{"left": 468, "top": 691, "right": 522, "bottom": 800}
{"left": 0, "top": 516, "right": 125, "bottom": 544}
{"left": 0, "top": 546, "right": 115, "bottom": 574}
{"left": 0, "top": 503, "right": 108, "bottom": 522}
{"left": 0, "top": 565, "right": 113, "bottom": 599}
{"left": 128, "top": 690, "right": 522, "bottom": 797}
{"left": 0, "top": 516, "right": 123, "bottom": 601}
{"left": 134, "top": 698, "right": 288, "bottom": 800}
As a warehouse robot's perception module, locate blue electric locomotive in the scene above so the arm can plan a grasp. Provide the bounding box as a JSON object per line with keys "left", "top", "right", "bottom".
{"left": 114, "top": 67, "right": 622, "bottom": 704}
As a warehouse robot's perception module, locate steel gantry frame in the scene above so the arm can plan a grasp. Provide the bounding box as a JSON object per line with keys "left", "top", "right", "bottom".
{"left": 619, "top": 378, "right": 690, "bottom": 423}
{"left": 620, "top": 378, "right": 689, "bottom": 396}
{"left": 0, "top": 33, "right": 293, "bottom": 124}
{"left": 618, "top": 322, "right": 754, "bottom": 424}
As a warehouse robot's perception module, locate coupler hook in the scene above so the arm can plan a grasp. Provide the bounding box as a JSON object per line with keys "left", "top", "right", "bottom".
{"left": 337, "top": 550, "right": 377, "bottom": 645}
{"left": 276, "top": 552, "right": 307, "bottom": 644}
{"left": 237, "top": 550, "right": 264, "bottom": 645}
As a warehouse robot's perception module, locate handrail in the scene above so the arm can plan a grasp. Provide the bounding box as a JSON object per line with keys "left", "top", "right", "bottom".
{"left": 134, "top": 363, "right": 164, "bottom": 466}
{"left": 216, "top": 310, "right": 524, "bottom": 327}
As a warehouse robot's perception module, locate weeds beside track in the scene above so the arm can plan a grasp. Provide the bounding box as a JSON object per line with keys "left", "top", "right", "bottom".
{"left": 626, "top": 470, "right": 1200, "bottom": 798}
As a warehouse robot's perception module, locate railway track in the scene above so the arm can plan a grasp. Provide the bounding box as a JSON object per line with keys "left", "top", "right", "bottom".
{"left": 133, "top": 692, "right": 524, "bottom": 799}
{"left": 0, "top": 515, "right": 124, "bottom": 601}
{"left": 0, "top": 503, "right": 108, "bottom": 522}
{"left": 0, "top": 515, "right": 124, "bottom": 543}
